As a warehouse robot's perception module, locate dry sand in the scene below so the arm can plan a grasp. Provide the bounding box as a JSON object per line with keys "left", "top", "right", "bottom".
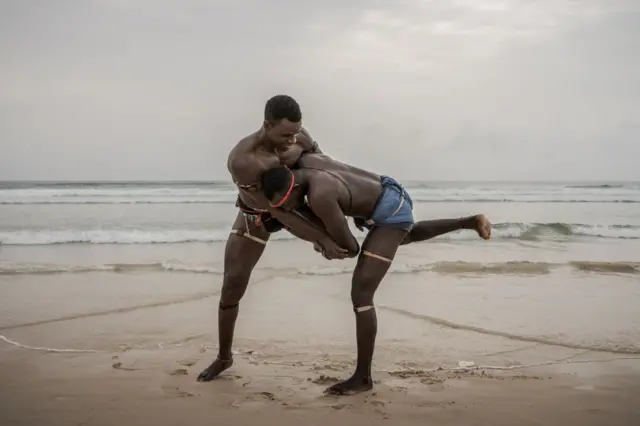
{"left": 1, "top": 271, "right": 640, "bottom": 425}
{"left": 2, "top": 345, "right": 639, "bottom": 426}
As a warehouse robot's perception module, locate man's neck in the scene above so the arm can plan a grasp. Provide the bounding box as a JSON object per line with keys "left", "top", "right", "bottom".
{"left": 254, "top": 127, "right": 276, "bottom": 152}
{"left": 293, "top": 170, "right": 310, "bottom": 191}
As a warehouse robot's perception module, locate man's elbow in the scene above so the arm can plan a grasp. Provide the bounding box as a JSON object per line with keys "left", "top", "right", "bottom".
{"left": 339, "top": 234, "right": 360, "bottom": 256}
{"left": 346, "top": 243, "right": 360, "bottom": 258}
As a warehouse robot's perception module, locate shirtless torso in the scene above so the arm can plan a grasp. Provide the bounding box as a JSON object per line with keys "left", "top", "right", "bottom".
{"left": 227, "top": 127, "right": 318, "bottom": 211}
{"left": 296, "top": 153, "right": 382, "bottom": 219}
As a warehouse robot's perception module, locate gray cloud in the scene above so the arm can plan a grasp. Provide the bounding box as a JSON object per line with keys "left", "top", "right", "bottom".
{"left": 1, "top": 0, "right": 638, "bottom": 180}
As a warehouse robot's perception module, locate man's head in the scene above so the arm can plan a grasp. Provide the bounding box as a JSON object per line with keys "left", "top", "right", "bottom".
{"left": 260, "top": 165, "right": 306, "bottom": 210}
{"left": 263, "top": 95, "right": 302, "bottom": 148}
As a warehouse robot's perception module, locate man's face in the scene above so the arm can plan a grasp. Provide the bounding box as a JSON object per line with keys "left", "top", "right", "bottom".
{"left": 271, "top": 183, "right": 306, "bottom": 211}
{"left": 264, "top": 119, "right": 302, "bottom": 149}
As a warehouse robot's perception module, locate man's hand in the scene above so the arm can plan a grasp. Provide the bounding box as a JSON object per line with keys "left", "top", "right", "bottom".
{"left": 353, "top": 217, "right": 366, "bottom": 232}
{"left": 318, "top": 238, "right": 350, "bottom": 260}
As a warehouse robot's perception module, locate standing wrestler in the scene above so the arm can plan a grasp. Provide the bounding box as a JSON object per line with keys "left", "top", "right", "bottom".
{"left": 197, "top": 95, "right": 354, "bottom": 381}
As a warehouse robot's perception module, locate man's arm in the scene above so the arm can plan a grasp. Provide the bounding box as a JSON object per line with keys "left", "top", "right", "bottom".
{"left": 299, "top": 127, "right": 323, "bottom": 154}
{"left": 267, "top": 205, "right": 330, "bottom": 242}
{"left": 267, "top": 204, "right": 350, "bottom": 259}
{"left": 307, "top": 187, "right": 359, "bottom": 256}
{"left": 230, "top": 155, "right": 336, "bottom": 246}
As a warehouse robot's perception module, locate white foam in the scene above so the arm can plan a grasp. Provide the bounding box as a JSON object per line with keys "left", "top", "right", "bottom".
{"left": 0, "top": 228, "right": 295, "bottom": 245}
{"left": 0, "top": 222, "right": 638, "bottom": 246}
{"left": 1, "top": 260, "right": 637, "bottom": 276}
{"left": 2, "top": 184, "right": 639, "bottom": 204}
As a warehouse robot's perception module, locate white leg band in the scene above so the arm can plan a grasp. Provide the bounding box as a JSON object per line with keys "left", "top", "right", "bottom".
{"left": 362, "top": 250, "right": 392, "bottom": 263}
{"left": 230, "top": 229, "right": 267, "bottom": 245}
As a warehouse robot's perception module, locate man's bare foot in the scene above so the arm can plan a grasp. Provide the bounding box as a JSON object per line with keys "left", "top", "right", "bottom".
{"left": 323, "top": 374, "right": 373, "bottom": 396}
{"left": 475, "top": 214, "right": 491, "bottom": 240}
{"left": 196, "top": 357, "right": 233, "bottom": 382}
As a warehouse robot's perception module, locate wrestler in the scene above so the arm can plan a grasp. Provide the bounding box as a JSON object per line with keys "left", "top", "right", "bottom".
{"left": 197, "top": 95, "right": 355, "bottom": 382}
{"left": 259, "top": 153, "right": 491, "bottom": 395}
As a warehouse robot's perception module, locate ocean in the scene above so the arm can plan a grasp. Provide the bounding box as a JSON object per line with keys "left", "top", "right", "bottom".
{"left": 1, "top": 181, "right": 639, "bottom": 360}
{"left": 1, "top": 181, "right": 640, "bottom": 273}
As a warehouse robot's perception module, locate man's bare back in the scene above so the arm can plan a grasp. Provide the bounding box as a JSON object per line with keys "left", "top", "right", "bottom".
{"left": 261, "top": 153, "right": 492, "bottom": 253}
{"left": 296, "top": 154, "right": 383, "bottom": 219}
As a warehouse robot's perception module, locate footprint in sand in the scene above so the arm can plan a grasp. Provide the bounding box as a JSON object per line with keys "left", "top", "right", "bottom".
{"left": 420, "top": 376, "right": 445, "bottom": 385}
{"left": 177, "top": 358, "right": 199, "bottom": 367}
{"left": 218, "top": 374, "right": 243, "bottom": 381}
{"left": 312, "top": 363, "right": 347, "bottom": 372}
{"left": 416, "top": 400, "right": 456, "bottom": 408}
{"left": 162, "top": 386, "right": 197, "bottom": 398}
{"left": 231, "top": 391, "right": 279, "bottom": 410}
{"left": 166, "top": 368, "right": 189, "bottom": 376}
{"left": 365, "top": 399, "right": 391, "bottom": 418}
{"left": 111, "top": 357, "right": 139, "bottom": 372}
{"left": 309, "top": 375, "right": 341, "bottom": 385}
{"left": 331, "top": 403, "right": 352, "bottom": 410}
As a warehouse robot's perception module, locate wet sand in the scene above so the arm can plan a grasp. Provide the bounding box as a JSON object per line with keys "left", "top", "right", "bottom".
{"left": 2, "top": 270, "right": 640, "bottom": 425}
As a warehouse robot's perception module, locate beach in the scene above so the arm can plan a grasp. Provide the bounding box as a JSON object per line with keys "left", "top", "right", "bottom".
{"left": 1, "top": 181, "right": 640, "bottom": 424}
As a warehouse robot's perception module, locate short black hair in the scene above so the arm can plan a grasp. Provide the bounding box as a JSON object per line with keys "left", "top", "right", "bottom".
{"left": 264, "top": 95, "right": 302, "bottom": 123}
{"left": 260, "top": 166, "right": 292, "bottom": 201}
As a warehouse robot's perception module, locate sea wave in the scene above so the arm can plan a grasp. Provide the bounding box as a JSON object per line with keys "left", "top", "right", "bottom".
{"left": 2, "top": 199, "right": 639, "bottom": 205}
{"left": 0, "top": 187, "right": 238, "bottom": 204}
{"left": 564, "top": 184, "right": 625, "bottom": 189}
{"left": 1, "top": 260, "right": 637, "bottom": 276}
{"left": 492, "top": 222, "right": 640, "bottom": 240}
{"left": 0, "top": 222, "right": 638, "bottom": 245}
{"left": 0, "top": 228, "right": 293, "bottom": 245}
{"left": 1, "top": 184, "right": 639, "bottom": 204}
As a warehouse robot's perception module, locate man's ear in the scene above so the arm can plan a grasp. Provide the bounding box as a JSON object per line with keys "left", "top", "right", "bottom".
{"left": 263, "top": 120, "right": 271, "bottom": 129}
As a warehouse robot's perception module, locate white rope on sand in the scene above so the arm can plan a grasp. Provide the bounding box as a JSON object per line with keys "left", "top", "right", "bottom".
{"left": 0, "top": 334, "right": 102, "bottom": 353}
{"left": 379, "top": 357, "right": 640, "bottom": 374}
{"left": 3, "top": 333, "right": 640, "bottom": 373}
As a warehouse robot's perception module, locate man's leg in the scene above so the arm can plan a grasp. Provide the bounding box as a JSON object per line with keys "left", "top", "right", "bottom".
{"left": 325, "top": 226, "right": 408, "bottom": 396}
{"left": 197, "top": 211, "right": 270, "bottom": 381}
{"left": 401, "top": 214, "right": 491, "bottom": 245}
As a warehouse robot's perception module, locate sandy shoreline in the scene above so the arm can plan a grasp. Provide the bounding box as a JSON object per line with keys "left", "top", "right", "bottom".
{"left": 2, "top": 343, "right": 640, "bottom": 426}
{"left": 2, "top": 270, "right": 640, "bottom": 425}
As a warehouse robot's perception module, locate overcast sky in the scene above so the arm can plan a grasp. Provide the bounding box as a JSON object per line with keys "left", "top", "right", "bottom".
{"left": 1, "top": 0, "right": 638, "bottom": 181}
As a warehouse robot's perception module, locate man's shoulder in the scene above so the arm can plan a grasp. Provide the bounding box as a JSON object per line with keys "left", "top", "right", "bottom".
{"left": 228, "top": 155, "right": 275, "bottom": 183}
{"left": 227, "top": 133, "right": 262, "bottom": 174}
{"left": 307, "top": 173, "right": 339, "bottom": 200}
{"left": 297, "top": 127, "right": 318, "bottom": 152}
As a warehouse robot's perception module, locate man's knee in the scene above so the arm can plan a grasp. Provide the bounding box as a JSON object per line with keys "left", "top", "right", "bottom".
{"left": 351, "top": 266, "right": 386, "bottom": 307}
{"left": 351, "top": 290, "right": 375, "bottom": 308}
{"left": 220, "top": 269, "right": 251, "bottom": 305}
{"left": 351, "top": 279, "right": 376, "bottom": 307}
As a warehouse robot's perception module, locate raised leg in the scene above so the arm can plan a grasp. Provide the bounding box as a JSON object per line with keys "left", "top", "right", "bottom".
{"left": 401, "top": 214, "right": 491, "bottom": 245}
{"left": 197, "top": 211, "right": 270, "bottom": 382}
{"left": 325, "top": 226, "right": 408, "bottom": 396}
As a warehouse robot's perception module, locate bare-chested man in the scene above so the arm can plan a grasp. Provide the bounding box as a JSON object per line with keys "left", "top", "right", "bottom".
{"left": 258, "top": 153, "right": 491, "bottom": 395}
{"left": 197, "top": 95, "right": 355, "bottom": 382}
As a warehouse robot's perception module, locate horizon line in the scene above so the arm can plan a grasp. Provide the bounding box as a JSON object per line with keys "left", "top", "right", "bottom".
{"left": 1, "top": 179, "right": 637, "bottom": 184}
